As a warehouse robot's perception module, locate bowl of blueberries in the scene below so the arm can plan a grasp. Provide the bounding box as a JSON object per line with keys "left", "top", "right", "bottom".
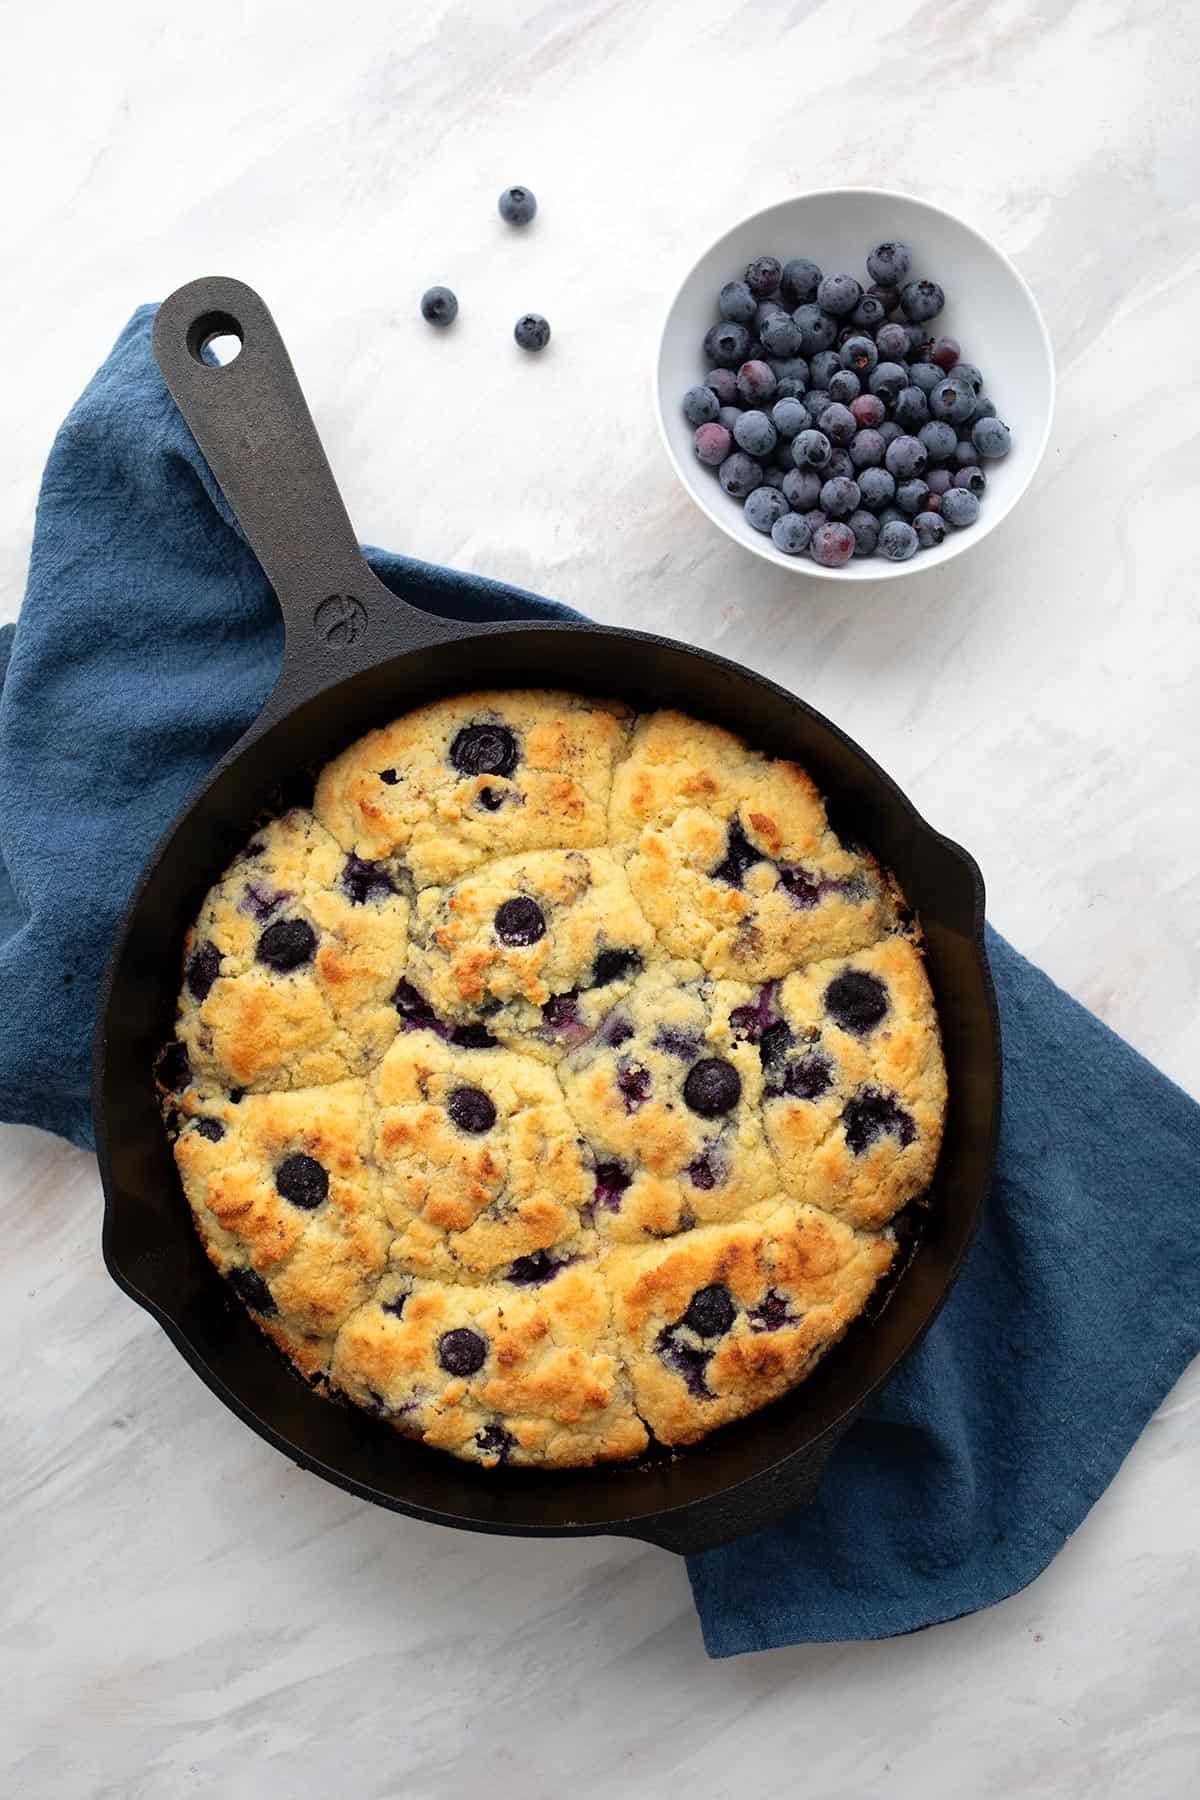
{"left": 656, "top": 189, "right": 1054, "bottom": 578}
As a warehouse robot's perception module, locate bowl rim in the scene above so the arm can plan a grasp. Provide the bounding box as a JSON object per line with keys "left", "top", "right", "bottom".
{"left": 653, "top": 185, "right": 1056, "bottom": 583}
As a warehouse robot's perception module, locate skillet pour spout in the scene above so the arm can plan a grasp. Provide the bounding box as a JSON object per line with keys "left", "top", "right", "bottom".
{"left": 93, "top": 277, "right": 1000, "bottom": 1553}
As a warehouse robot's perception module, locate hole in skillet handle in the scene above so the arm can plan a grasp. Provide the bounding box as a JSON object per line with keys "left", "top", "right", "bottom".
{"left": 187, "top": 310, "right": 244, "bottom": 367}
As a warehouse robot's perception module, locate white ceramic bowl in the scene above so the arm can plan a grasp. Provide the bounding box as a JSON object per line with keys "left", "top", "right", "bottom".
{"left": 655, "top": 189, "right": 1054, "bottom": 581}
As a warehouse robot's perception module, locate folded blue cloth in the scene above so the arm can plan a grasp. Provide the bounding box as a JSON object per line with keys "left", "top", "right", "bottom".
{"left": 2, "top": 309, "right": 1196, "bottom": 1655}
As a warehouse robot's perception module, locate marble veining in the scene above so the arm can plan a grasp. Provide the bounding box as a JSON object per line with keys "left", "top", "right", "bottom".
{"left": 2, "top": 0, "right": 1198, "bottom": 1793}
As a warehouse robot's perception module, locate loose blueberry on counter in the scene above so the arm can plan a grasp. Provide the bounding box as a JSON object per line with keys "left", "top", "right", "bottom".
{"left": 703, "top": 321, "right": 752, "bottom": 368}
{"left": 342, "top": 854, "right": 396, "bottom": 905}
{"left": 735, "top": 360, "right": 777, "bottom": 406}
{"left": 899, "top": 279, "right": 944, "bottom": 323}
{"left": 878, "top": 518, "right": 919, "bottom": 561}
{"left": 848, "top": 509, "right": 880, "bottom": 556}
{"left": 810, "top": 520, "right": 855, "bottom": 567}
{"left": 816, "top": 273, "right": 862, "bottom": 317}
{"left": 228, "top": 1265, "right": 277, "bottom": 1315}
{"left": 780, "top": 257, "right": 822, "bottom": 306}
{"left": 683, "top": 1283, "right": 737, "bottom": 1338}
{"left": 437, "top": 1327, "right": 488, "bottom": 1377}
{"left": 760, "top": 310, "right": 803, "bottom": 357}
{"left": 842, "top": 1086, "right": 916, "bottom": 1154}
{"left": 972, "top": 416, "right": 1012, "bottom": 458}
{"left": 819, "top": 475, "right": 861, "bottom": 519}
{"left": 745, "top": 255, "right": 783, "bottom": 296}
{"left": 185, "top": 942, "right": 221, "bottom": 1002}
{"left": 942, "top": 487, "right": 981, "bottom": 528}
{"left": 420, "top": 286, "right": 458, "bottom": 327}
{"left": 915, "top": 511, "right": 946, "bottom": 548}
{"left": 683, "top": 1058, "right": 742, "bottom": 1117}
{"left": 592, "top": 948, "right": 643, "bottom": 987}
{"left": 275, "top": 1152, "right": 329, "bottom": 1210}
{"left": 256, "top": 917, "right": 318, "bottom": 971}
{"left": 782, "top": 467, "right": 821, "bottom": 510}
{"left": 514, "top": 313, "right": 550, "bottom": 352}
{"left": 955, "top": 465, "right": 987, "bottom": 497}
{"left": 929, "top": 375, "right": 976, "bottom": 423}
{"left": 694, "top": 423, "right": 732, "bottom": 466}
{"left": 706, "top": 367, "right": 739, "bottom": 406}
{"left": 748, "top": 1288, "right": 798, "bottom": 1332}
{"left": 711, "top": 817, "right": 768, "bottom": 886}
{"left": 733, "top": 409, "right": 777, "bottom": 456}
{"left": 498, "top": 185, "right": 537, "bottom": 225}
{"left": 194, "top": 1117, "right": 226, "bottom": 1142}
{"left": 683, "top": 384, "right": 720, "bottom": 426}
{"left": 506, "top": 1249, "right": 568, "bottom": 1286}
{"left": 745, "top": 486, "right": 789, "bottom": 534}
{"left": 718, "top": 279, "right": 757, "bottom": 323}
{"left": 718, "top": 451, "right": 763, "bottom": 498}
{"left": 494, "top": 896, "right": 546, "bottom": 946}
{"left": 825, "top": 969, "right": 889, "bottom": 1033}
{"left": 866, "top": 240, "right": 911, "bottom": 286}
{"left": 447, "top": 1086, "right": 497, "bottom": 1134}
{"left": 772, "top": 511, "right": 813, "bottom": 556}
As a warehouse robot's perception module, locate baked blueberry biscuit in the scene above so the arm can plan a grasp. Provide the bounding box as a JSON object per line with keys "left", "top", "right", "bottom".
{"left": 314, "top": 689, "right": 633, "bottom": 888}
{"left": 163, "top": 690, "right": 946, "bottom": 1468}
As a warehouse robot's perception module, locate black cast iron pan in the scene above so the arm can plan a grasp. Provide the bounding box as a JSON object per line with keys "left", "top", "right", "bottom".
{"left": 93, "top": 277, "right": 1000, "bottom": 1555}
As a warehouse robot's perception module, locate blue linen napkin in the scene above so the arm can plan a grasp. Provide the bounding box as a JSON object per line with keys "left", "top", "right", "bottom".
{"left": 2, "top": 309, "right": 1196, "bottom": 1654}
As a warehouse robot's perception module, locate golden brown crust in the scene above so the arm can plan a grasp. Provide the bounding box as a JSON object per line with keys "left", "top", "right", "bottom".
{"left": 162, "top": 693, "right": 946, "bottom": 1469}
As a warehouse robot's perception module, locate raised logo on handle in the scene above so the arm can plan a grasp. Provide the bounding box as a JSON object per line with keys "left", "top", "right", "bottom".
{"left": 313, "top": 594, "right": 367, "bottom": 647}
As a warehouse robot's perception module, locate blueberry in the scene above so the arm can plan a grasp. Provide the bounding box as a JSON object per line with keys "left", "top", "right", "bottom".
{"left": 824, "top": 969, "right": 888, "bottom": 1034}
{"left": 759, "top": 310, "right": 803, "bottom": 358}
{"left": 896, "top": 478, "right": 930, "bottom": 516}
{"left": 907, "top": 362, "right": 941, "bottom": 395}
{"left": 451, "top": 722, "right": 518, "bottom": 778}
{"left": 914, "top": 511, "right": 946, "bottom": 548}
{"left": 682, "top": 1283, "right": 737, "bottom": 1337}
{"left": 782, "top": 468, "right": 821, "bottom": 510}
{"left": 378, "top": 769, "right": 400, "bottom": 785}
{"left": 876, "top": 505, "right": 904, "bottom": 527}
{"left": 713, "top": 817, "right": 768, "bottom": 886}
{"left": 718, "top": 280, "right": 757, "bottom": 323}
{"left": 810, "top": 521, "right": 855, "bottom": 568}
{"left": 342, "top": 854, "right": 396, "bottom": 905}
{"left": 918, "top": 420, "right": 958, "bottom": 463}
{"left": 954, "top": 439, "right": 978, "bottom": 466}
{"left": 772, "top": 511, "right": 813, "bottom": 556}
{"left": 745, "top": 486, "right": 789, "bottom": 534}
{"left": 275, "top": 1152, "right": 329, "bottom": 1209}
{"left": 475, "top": 1424, "right": 515, "bottom": 1462}
{"left": 857, "top": 466, "right": 896, "bottom": 510}
{"left": 769, "top": 356, "right": 810, "bottom": 389}
{"left": 185, "top": 942, "right": 221, "bottom": 1002}
{"left": 506, "top": 1250, "right": 567, "bottom": 1287}
{"left": 733, "top": 409, "right": 777, "bottom": 456}
{"left": 924, "top": 493, "right": 942, "bottom": 515}
{"left": 792, "top": 304, "right": 838, "bottom": 354}
{"left": 972, "top": 417, "right": 1012, "bottom": 458}
{"left": 885, "top": 435, "right": 927, "bottom": 480}
{"left": 926, "top": 466, "right": 953, "bottom": 496}
{"left": 893, "top": 386, "right": 930, "bottom": 431}
{"left": 842, "top": 1086, "right": 916, "bottom": 1154}
{"left": 878, "top": 518, "right": 919, "bottom": 561}
{"left": 839, "top": 334, "right": 879, "bottom": 376}
{"left": 719, "top": 451, "right": 763, "bottom": 498}
{"left": 256, "top": 918, "right": 317, "bottom": 971}
{"left": 393, "top": 980, "right": 440, "bottom": 1030}
{"left": 817, "top": 403, "right": 856, "bottom": 448}
{"left": 780, "top": 257, "right": 822, "bottom": 306}
{"left": 874, "top": 322, "right": 911, "bottom": 362}
{"left": 816, "top": 273, "right": 862, "bottom": 317}
{"left": 736, "top": 360, "right": 777, "bottom": 406}
{"left": 929, "top": 376, "right": 975, "bottom": 424}
{"left": 514, "top": 312, "right": 551, "bottom": 352}
{"left": 477, "top": 787, "right": 504, "bottom": 811}
{"left": 868, "top": 361, "right": 909, "bottom": 405}
{"left": 827, "top": 368, "right": 861, "bottom": 405}
{"left": 493, "top": 895, "right": 546, "bottom": 946}
{"left": 437, "top": 1328, "right": 487, "bottom": 1376}
{"left": 617, "top": 1064, "right": 651, "bottom": 1110}
{"left": 756, "top": 298, "right": 787, "bottom": 328}
{"left": 694, "top": 422, "right": 732, "bottom": 466}
{"left": 592, "top": 1161, "right": 631, "bottom": 1212}
{"left": 971, "top": 396, "right": 998, "bottom": 424}
{"left": 867, "top": 282, "right": 900, "bottom": 314}
{"left": 849, "top": 428, "right": 885, "bottom": 469}
{"left": 748, "top": 1289, "right": 797, "bottom": 1332}
{"left": 744, "top": 338, "right": 768, "bottom": 364}
{"left": 542, "top": 992, "right": 581, "bottom": 1033}
{"left": 801, "top": 390, "right": 830, "bottom": 425}
{"left": 941, "top": 487, "right": 981, "bottom": 529}
{"left": 899, "top": 280, "right": 944, "bottom": 324}
{"left": 847, "top": 509, "right": 880, "bottom": 557}
{"left": 827, "top": 448, "right": 854, "bottom": 480}
{"left": 745, "top": 255, "right": 782, "bottom": 297}
{"left": 683, "top": 1058, "right": 741, "bottom": 1117}
{"left": 851, "top": 294, "right": 888, "bottom": 332}
{"left": 792, "top": 429, "right": 832, "bottom": 469}
{"left": 762, "top": 465, "right": 787, "bottom": 491}
{"left": 683, "top": 384, "right": 720, "bottom": 426}
{"left": 781, "top": 1047, "right": 835, "bottom": 1100}
{"left": 930, "top": 336, "right": 961, "bottom": 371}
{"left": 498, "top": 184, "right": 537, "bottom": 225}
{"left": 801, "top": 508, "right": 828, "bottom": 536}
{"left": 949, "top": 361, "right": 984, "bottom": 397}
{"left": 194, "top": 1117, "right": 225, "bottom": 1142}
{"left": 706, "top": 367, "right": 739, "bottom": 406}
{"left": 771, "top": 397, "right": 809, "bottom": 440}
{"left": 819, "top": 475, "right": 860, "bottom": 518}
{"left": 655, "top": 1329, "right": 714, "bottom": 1398}
{"left": 420, "top": 286, "right": 458, "bottom": 327}
{"left": 228, "top": 1266, "right": 276, "bottom": 1314}
{"left": 242, "top": 882, "right": 290, "bottom": 923}
{"left": 956, "top": 465, "right": 987, "bottom": 497}
{"left": 381, "top": 1290, "right": 409, "bottom": 1319}
{"left": 717, "top": 406, "right": 743, "bottom": 436}
{"left": 772, "top": 440, "right": 796, "bottom": 472}
{"left": 809, "top": 349, "right": 842, "bottom": 389}
{"left": 849, "top": 393, "right": 885, "bottom": 429}
{"left": 703, "top": 321, "right": 752, "bottom": 369}
{"left": 447, "top": 1086, "right": 496, "bottom": 1133}
{"left": 867, "top": 241, "right": 911, "bottom": 286}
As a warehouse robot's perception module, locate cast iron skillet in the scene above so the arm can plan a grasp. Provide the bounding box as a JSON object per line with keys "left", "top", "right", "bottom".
{"left": 93, "top": 277, "right": 1000, "bottom": 1555}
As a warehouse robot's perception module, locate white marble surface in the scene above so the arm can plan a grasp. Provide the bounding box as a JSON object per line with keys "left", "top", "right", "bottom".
{"left": 2, "top": 0, "right": 1199, "bottom": 1793}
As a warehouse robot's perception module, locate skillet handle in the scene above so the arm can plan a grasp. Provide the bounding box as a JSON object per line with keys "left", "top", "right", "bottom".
{"left": 152, "top": 277, "right": 458, "bottom": 691}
